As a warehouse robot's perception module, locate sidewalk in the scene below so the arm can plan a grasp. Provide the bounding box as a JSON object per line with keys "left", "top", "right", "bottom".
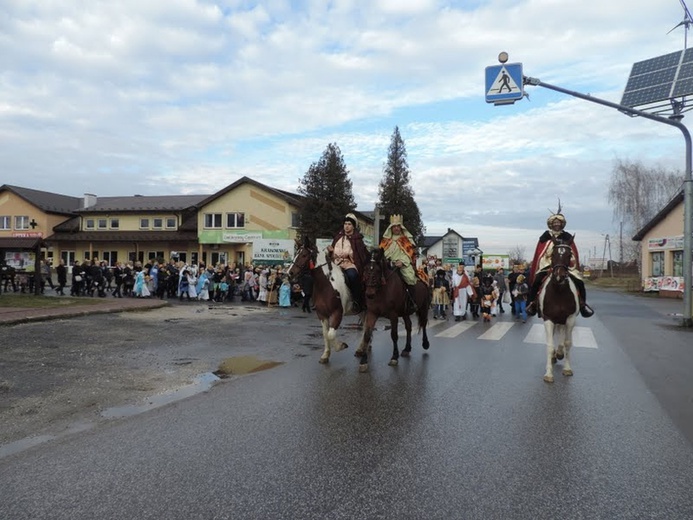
{"left": 0, "top": 296, "right": 170, "bottom": 326}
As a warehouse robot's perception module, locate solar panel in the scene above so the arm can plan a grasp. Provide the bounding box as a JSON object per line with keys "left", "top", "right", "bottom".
{"left": 621, "top": 49, "right": 693, "bottom": 109}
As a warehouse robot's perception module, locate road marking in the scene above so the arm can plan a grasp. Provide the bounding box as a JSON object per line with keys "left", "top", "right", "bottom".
{"left": 524, "top": 324, "right": 598, "bottom": 349}
{"left": 478, "top": 322, "right": 514, "bottom": 341}
{"left": 435, "top": 321, "right": 476, "bottom": 338}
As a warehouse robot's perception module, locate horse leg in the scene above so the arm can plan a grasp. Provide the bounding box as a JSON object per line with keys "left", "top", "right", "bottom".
{"left": 562, "top": 319, "right": 575, "bottom": 377}
{"left": 400, "top": 315, "right": 413, "bottom": 358}
{"left": 329, "top": 309, "right": 348, "bottom": 353}
{"left": 357, "top": 312, "right": 377, "bottom": 372}
{"left": 319, "top": 319, "right": 332, "bottom": 364}
{"left": 418, "top": 302, "right": 430, "bottom": 351}
{"left": 543, "top": 320, "right": 556, "bottom": 383}
{"left": 388, "top": 317, "right": 400, "bottom": 366}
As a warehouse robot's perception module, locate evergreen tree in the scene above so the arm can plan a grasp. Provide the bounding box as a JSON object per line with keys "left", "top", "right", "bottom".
{"left": 298, "top": 143, "right": 356, "bottom": 241}
{"left": 377, "top": 126, "right": 424, "bottom": 243}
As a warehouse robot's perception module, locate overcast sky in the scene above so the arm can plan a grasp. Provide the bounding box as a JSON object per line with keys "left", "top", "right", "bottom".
{"left": 1, "top": 0, "right": 690, "bottom": 261}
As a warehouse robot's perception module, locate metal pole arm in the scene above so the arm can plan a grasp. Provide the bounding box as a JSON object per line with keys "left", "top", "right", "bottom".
{"left": 524, "top": 76, "right": 693, "bottom": 327}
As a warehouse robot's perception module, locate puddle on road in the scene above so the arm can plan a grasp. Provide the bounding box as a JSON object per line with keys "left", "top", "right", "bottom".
{"left": 101, "top": 372, "right": 220, "bottom": 419}
{"left": 214, "top": 355, "right": 283, "bottom": 378}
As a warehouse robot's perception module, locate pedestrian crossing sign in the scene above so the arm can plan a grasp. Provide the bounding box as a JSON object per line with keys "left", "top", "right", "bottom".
{"left": 485, "top": 63, "right": 523, "bottom": 104}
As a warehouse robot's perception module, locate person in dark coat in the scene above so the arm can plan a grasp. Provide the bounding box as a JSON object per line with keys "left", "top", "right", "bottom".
{"left": 300, "top": 271, "right": 314, "bottom": 312}
{"left": 55, "top": 259, "right": 67, "bottom": 296}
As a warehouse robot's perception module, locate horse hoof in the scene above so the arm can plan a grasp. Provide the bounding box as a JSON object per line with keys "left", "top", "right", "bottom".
{"left": 562, "top": 369, "right": 573, "bottom": 377}
{"left": 400, "top": 351, "right": 410, "bottom": 358}
{"left": 543, "top": 375, "right": 554, "bottom": 383}
{"left": 556, "top": 353, "right": 565, "bottom": 360}
{"left": 319, "top": 357, "right": 329, "bottom": 364}
{"left": 359, "top": 364, "right": 369, "bottom": 373}
{"left": 335, "top": 342, "right": 348, "bottom": 352}
{"left": 551, "top": 356, "right": 557, "bottom": 365}
{"left": 388, "top": 359, "right": 398, "bottom": 366}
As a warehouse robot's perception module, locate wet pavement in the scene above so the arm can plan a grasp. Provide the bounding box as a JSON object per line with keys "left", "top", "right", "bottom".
{"left": 0, "top": 295, "right": 170, "bottom": 325}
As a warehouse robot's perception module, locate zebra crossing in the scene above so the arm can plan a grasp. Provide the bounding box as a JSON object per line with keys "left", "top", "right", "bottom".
{"left": 398, "top": 318, "right": 598, "bottom": 348}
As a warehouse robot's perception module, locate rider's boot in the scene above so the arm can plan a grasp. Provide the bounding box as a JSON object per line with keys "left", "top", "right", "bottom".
{"left": 526, "top": 299, "right": 538, "bottom": 316}
{"left": 406, "top": 285, "right": 418, "bottom": 314}
{"left": 579, "top": 300, "right": 594, "bottom": 318}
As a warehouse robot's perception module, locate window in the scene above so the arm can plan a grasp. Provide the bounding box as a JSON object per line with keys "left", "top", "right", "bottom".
{"left": 191, "top": 252, "right": 199, "bottom": 265}
{"left": 165, "top": 217, "right": 176, "bottom": 229}
{"left": 673, "top": 250, "right": 684, "bottom": 277}
{"left": 140, "top": 218, "right": 150, "bottom": 229}
{"left": 204, "top": 213, "right": 222, "bottom": 228}
{"left": 84, "top": 251, "right": 99, "bottom": 261}
{"left": 15, "top": 216, "right": 30, "bottom": 230}
{"left": 102, "top": 251, "right": 118, "bottom": 266}
{"left": 177, "top": 252, "right": 187, "bottom": 263}
{"left": 85, "top": 219, "right": 95, "bottom": 230}
{"left": 98, "top": 219, "right": 107, "bottom": 230}
{"left": 148, "top": 251, "right": 164, "bottom": 262}
{"left": 61, "top": 251, "right": 75, "bottom": 268}
{"left": 291, "top": 212, "right": 300, "bottom": 228}
{"left": 153, "top": 218, "right": 163, "bottom": 229}
{"left": 0, "top": 216, "right": 10, "bottom": 230}
{"left": 226, "top": 212, "right": 245, "bottom": 228}
{"left": 128, "top": 251, "right": 144, "bottom": 263}
{"left": 110, "top": 218, "right": 119, "bottom": 229}
{"left": 651, "top": 251, "right": 664, "bottom": 277}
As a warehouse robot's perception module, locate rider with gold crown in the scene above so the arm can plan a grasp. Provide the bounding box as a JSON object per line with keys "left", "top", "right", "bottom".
{"left": 526, "top": 209, "right": 594, "bottom": 318}
{"left": 379, "top": 214, "right": 419, "bottom": 312}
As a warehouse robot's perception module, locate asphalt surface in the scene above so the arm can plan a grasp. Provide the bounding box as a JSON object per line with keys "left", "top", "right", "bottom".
{"left": 1, "top": 288, "right": 692, "bottom": 519}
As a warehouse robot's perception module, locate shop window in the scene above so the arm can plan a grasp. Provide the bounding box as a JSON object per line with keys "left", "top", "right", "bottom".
{"left": 673, "top": 250, "right": 684, "bottom": 277}
{"left": 651, "top": 251, "right": 664, "bottom": 277}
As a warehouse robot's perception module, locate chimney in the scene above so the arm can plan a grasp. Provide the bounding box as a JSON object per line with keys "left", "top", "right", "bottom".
{"left": 83, "top": 193, "right": 97, "bottom": 208}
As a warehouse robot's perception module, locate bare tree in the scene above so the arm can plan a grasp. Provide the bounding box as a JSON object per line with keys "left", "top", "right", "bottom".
{"left": 608, "top": 159, "right": 683, "bottom": 263}
{"left": 507, "top": 245, "right": 527, "bottom": 265}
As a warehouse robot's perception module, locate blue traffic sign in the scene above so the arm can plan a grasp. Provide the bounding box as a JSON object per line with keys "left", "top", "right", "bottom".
{"left": 485, "top": 63, "right": 523, "bottom": 104}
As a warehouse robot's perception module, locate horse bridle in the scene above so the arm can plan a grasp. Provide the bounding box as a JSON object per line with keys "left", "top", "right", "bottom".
{"left": 551, "top": 245, "right": 571, "bottom": 281}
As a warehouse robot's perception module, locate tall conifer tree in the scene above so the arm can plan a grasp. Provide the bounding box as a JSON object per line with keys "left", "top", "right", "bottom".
{"left": 298, "top": 143, "right": 356, "bottom": 241}
{"left": 378, "top": 126, "right": 424, "bottom": 243}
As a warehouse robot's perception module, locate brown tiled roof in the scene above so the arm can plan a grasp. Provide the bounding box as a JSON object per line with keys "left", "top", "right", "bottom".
{"left": 47, "top": 231, "right": 199, "bottom": 243}
{"left": 0, "top": 185, "right": 82, "bottom": 215}
{"left": 76, "top": 194, "right": 209, "bottom": 213}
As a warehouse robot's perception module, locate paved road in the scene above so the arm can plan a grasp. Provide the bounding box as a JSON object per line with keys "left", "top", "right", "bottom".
{"left": 1, "top": 289, "right": 692, "bottom": 519}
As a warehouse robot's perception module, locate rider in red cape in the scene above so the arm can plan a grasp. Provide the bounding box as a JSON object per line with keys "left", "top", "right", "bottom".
{"left": 328, "top": 212, "right": 370, "bottom": 313}
{"left": 526, "top": 210, "right": 594, "bottom": 318}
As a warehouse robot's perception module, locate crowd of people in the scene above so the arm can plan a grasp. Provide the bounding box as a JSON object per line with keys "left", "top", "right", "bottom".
{"left": 12, "top": 208, "right": 592, "bottom": 321}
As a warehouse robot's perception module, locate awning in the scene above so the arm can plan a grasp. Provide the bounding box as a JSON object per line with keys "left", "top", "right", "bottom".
{"left": 0, "top": 237, "right": 45, "bottom": 249}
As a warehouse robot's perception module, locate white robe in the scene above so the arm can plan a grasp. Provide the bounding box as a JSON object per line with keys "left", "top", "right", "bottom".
{"left": 451, "top": 271, "right": 470, "bottom": 317}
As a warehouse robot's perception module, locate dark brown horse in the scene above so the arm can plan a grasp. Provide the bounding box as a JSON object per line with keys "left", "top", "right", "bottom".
{"left": 288, "top": 237, "right": 360, "bottom": 364}
{"left": 537, "top": 239, "right": 580, "bottom": 383}
{"left": 355, "top": 248, "right": 431, "bottom": 372}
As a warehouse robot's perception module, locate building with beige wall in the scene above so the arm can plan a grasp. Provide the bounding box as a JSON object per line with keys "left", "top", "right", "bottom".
{"left": 1, "top": 178, "right": 375, "bottom": 272}
{"left": 633, "top": 191, "right": 686, "bottom": 297}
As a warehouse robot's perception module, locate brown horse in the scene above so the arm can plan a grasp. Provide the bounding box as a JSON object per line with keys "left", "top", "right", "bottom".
{"left": 538, "top": 239, "right": 580, "bottom": 383}
{"left": 355, "top": 248, "right": 431, "bottom": 372}
{"left": 288, "top": 237, "right": 360, "bottom": 364}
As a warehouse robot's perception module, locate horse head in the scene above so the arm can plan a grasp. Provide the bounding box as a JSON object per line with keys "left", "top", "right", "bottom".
{"left": 288, "top": 236, "right": 316, "bottom": 282}
{"left": 550, "top": 241, "right": 573, "bottom": 284}
{"left": 363, "top": 248, "right": 386, "bottom": 298}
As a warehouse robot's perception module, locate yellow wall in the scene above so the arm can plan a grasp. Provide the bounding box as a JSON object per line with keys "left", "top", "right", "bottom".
{"left": 639, "top": 200, "right": 684, "bottom": 278}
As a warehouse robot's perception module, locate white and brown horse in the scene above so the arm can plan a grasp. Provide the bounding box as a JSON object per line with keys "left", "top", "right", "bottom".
{"left": 288, "top": 237, "right": 360, "bottom": 364}
{"left": 538, "top": 239, "right": 580, "bottom": 383}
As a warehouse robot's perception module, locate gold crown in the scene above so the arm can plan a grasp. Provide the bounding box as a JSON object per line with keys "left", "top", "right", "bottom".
{"left": 389, "top": 214, "right": 403, "bottom": 226}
